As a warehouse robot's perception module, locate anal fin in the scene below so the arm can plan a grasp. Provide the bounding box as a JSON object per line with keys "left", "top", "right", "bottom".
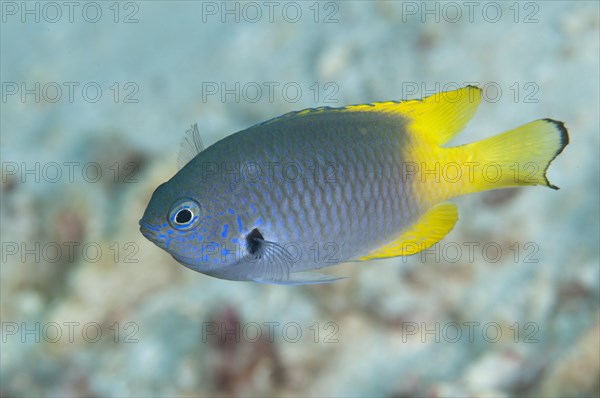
{"left": 359, "top": 202, "right": 458, "bottom": 260}
{"left": 253, "top": 272, "right": 345, "bottom": 285}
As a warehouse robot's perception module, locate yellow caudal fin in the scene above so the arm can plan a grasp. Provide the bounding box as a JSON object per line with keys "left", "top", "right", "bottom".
{"left": 359, "top": 202, "right": 458, "bottom": 260}
{"left": 445, "top": 119, "right": 569, "bottom": 196}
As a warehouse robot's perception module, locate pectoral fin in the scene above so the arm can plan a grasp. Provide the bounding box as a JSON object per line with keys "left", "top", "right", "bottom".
{"left": 243, "top": 239, "right": 295, "bottom": 283}
{"left": 244, "top": 237, "right": 344, "bottom": 285}
{"left": 359, "top": 202, "right": 458, "bottom": 260}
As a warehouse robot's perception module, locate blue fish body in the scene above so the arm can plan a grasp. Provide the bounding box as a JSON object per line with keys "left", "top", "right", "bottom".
{"left": 140, "top": 87, "right": 568, "bottom": 284}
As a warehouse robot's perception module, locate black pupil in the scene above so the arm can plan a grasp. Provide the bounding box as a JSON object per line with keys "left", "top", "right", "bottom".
{"left": 176, "top": 209, "right": 192, "bottom": 224}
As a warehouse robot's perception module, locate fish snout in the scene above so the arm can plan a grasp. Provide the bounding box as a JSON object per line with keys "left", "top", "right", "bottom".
{"left": 139, "top": 219, "right": 160, "bottom": 240}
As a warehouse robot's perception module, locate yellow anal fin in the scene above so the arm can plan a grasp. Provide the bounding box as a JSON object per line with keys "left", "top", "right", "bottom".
{"left": 359, "top": 202, "right": 459, "bottom": 260}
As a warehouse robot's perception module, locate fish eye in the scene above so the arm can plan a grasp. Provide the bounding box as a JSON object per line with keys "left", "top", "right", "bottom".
{"left": 168, "top": 199, "right": 202, "bottom": 230}
{"left": 175, "top": 209, "right": 192, "bottom": 224}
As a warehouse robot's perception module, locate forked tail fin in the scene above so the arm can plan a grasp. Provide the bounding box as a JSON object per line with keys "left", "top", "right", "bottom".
{"left": 446, "top": 119, "right": 569, "bottom": 196}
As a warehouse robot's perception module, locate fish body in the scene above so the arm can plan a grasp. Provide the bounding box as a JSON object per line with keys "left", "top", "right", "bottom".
{"left": 140, "top": 86, "right": 568, "bottom": 284}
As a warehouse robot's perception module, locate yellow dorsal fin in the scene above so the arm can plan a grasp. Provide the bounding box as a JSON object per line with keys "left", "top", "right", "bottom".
{"left": 339, "top": 86, "right": 482, "bottom": 145}
{"left": 397, "top": 85, "right": 482, "bottom": 146}
{"left": 358, "top": 202, "right": 459, "bottom": 260}
{"left": 257, "top": 87, "right": 481, "bottom": 146}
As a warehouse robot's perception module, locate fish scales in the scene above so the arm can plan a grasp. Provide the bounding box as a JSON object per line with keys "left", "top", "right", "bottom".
{"left": 189, "top": 110, "right": 420, "bottom": 270}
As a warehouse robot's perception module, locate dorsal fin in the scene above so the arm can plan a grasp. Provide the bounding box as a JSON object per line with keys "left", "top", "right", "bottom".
{"left": 377, "top": 85, "right": 482, "bottom": 146}
{"left": 254, "top": 86, "right": 481, "bottom": 146}
{"left": 177, "top": 123, "right": 205, "bottom": 169}
{"left": 358, "top": 202, "right": 458, "bottom": 260}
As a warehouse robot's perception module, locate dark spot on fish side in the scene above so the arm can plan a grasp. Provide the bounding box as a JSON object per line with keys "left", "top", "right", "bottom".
{"left": 246, "top": 228, "right": 263, "bottom": 256}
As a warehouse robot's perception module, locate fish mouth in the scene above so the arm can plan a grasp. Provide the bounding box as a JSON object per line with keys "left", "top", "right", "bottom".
{"left": 139, "top": 219, "right": 160, "bottom": 240}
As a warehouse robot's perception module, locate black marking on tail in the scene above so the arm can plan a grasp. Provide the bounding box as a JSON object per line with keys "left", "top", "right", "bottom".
{"left": 543, "top": 118, "right": 570, "bottom": 154}
{"left": 246, "top": 228, "right": 264, "bottom": 256}
{"left": 541, "top": 119, "right": 569, "bottom": 190}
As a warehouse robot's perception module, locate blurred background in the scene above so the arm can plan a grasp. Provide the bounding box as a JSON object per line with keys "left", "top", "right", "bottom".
{"left": 1, "top": 1, "right": 599, "bottom": 396}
